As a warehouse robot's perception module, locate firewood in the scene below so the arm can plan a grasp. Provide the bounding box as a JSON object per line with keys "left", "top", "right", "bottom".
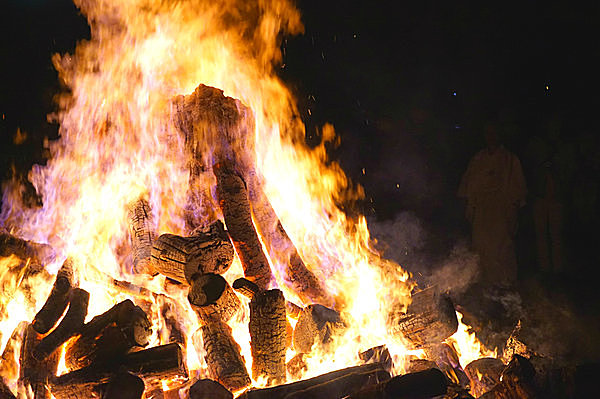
{"left": 464, "top": 358, "right": 505, "bottom": 397}
{"left": 347, "top": 368, "right": 448, "bottom": 399}
{"left": 286, "top": 353, "right": 307, "bottom": 380}
{"left": 189, "top": 379, "right": 233, "bottom": 399}
{"left": 65, "top": 299, "right": 151, "bottom": 370}
{"left": 127, "top": 198, "right": 156, "bottom": 274}
{"left": 0, "top": 321, "right": 27, "bottom": 383}
{"left": 0, "top": 378, "right": 15, "bottom": 399}
{"left": 284, "top": 368, "right": 390, "bottom": 399}
{"left": 101, "top": 371, "right": 144, "bottom": 399}
{"left": 359, "top": 345, "right": 393, "bottom": 373}
{"left": 19, "top": 324, "right": 60, "bottom": 399}
{"left": 292, "top": 304, "right": 345, "bottom": 353}
{"left": 406, "top": 358, "right": 439, "bottom": 373}
{"left": 424, "top": 343, "right": 470, "bottom": 387}
{"left": 150, "top": 220, "right": 234, "bottom": 284}
{"left": 32, "top": 258, "right": 73, "bottom": 334}
{"left": 239, "top": 363, "right": 385, "bottom": 399}
{"left": 232, "top": 277, "right": 260, "bottom": 299}
{"left": 478, "top": 355, "right": 536, "bottom": 399}
{"left": 188, "top": 273, "right": 240, "bottom": 323}
{"left": 388, "top": 287, "right": 458, "bottom": 349}
{"left": 246, "top": 179, "right": 332, "bottom": 306}
{"left": 51, "top": 343, "right": 187, "bottom": 399}
{"left": 33, "top": 288, "right": 89, "bottom": 361}
{"left": 213, "top": 163, "right": 272, "bottom": 290}
{"left": 249, "top": 289, "right": 287, "bottom": 384}
{"left": 197, "top": 321, "right": 251, "bottom": 392}
{"left": 0, "top": 232, "right": 55, "bottom": 268}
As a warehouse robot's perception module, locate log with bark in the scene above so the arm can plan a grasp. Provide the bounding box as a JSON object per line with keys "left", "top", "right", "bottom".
{"left": 239, "top": 363, "right": 386, "bottom": 399}
{"left": 249, "top": 289, "right": 287, "bottom": 384}
{"left": 150, "top": 220, "right": 234, "bottom": 284}
{"left": 32, "top": 258, "right": 73, "bottom": 334}
{"left": 292, "top": 304, "right": 345, "bottom": 354}
{"left": 19, "top": 324, "right": 60, "bottom": 399}
{"left": 188, "top": 273, "right": 240, "bottom": 323}
{"left": 65, "top": 299, "right": 151, "bottom": 370}
{"left": 246, "top": 177, "right": 332, "bottom": 307}
{"left": 33, "top": 288, "right": 89, "bottom": 361}
{"left": 127, "top": 198, "right": 156, "bottom": 275}
{"left": 388, "top": 287, "right": 458, "bottom": 349}
{"left": 0, "top": 321, "right": 27, "bottom": 383}
{"left": 189, "top": 379, "right": 233, "bottom": 399}
{"left": 213, "top": 163, "right": 272, "bottom": 290}
{"left": 284, "top": 368, "right": 390, "bottom": 399}
{"left": 196, "top": 321, "right": 251, "bottom": 392}
{"left": 51, "top": 343, "right": 187, "bottom": 399}
{"left": 101, "top": 371, "right": 145, "bottom": 399}
{"left": 478, "top": 355, "right": 536, "bottom": 399}
{"left": 464, "top": 358, "right": 505, "bottom": 397}
{"left": 347, "top": 367, "right": 448, "bottom": 399}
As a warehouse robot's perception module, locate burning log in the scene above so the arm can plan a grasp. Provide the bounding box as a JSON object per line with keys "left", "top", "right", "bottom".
{"left": 127, "top": 198, "right": 156, "bottom": 274}
{"left": 188, "top": 273, "right": 240, "bottom": 323}
{"left": 19, "top": 324, "right": 60, "bottom": 399}
{"left": 424, "top": 343, "right": 470, "bottom": 387}
{"left": 0, "top": 232, "right": 55, "bottom": 267}
{"left": 232, "top": 277, "right": 259, "bottom": 299}
{"left": 249, "top": 289, "right": 287, "bottom": 384}
{"left": 0, "top": 378, "right": 15, "bottom": 399}
{"left": 32, "top": 258, "right": 73, "bottom": 334}
{"left": 292, "top": 304, "right": 345, "bottom": 353}
{"left": 359, "top": 345, "right": 393, "bottom": 373}
{"left": 189, "top": 379, "right": 233, "bottom": 399}
{"left": 65, "top": 299, "right": 151, "bottom": 370}
{"left": 347, "top": 368, "right": 448, "bottom": 399}
{"left": 284, "top": 368, "right": 390, "bottom": 399}
{"left": 239, "top": 363, "right": 385, "bottom": 399}
{"left": 196, "top": 321, "right": 251, "bottom": 392}
{"left": 33, "top": 288, "right": 89, "bottom": 361}
{"left": 464, "top": 358, "right": 505, "bottom": 397}
{"left": 101, "top": 371, "right": 145, "bottom": 399}
{"left": 478, "top": 355, "right": 536, "bottom": 399}
{"left": 0, "top": 321, "right": 27, "bottom": 383}
{"left": 247, "top": 178, "right": 332, "bottom": 306}
{"left": 150, "top": 220, "right": 234, "bottom": 284}
{"left": 51, "top": 343, "right": 187, "bottom": 399}
{"left": 406, "top": 359, "right": 439, "bottom": 373}
{"left": 388, "top": 287, "right": 458, "bottom": 349}
{"left": 286, "top": 353, "right": 307, "bottom": 380}
{"left": 213, "top": 163, "right": 272, "bottom": 289}
{"left": 157, "top": 294, "right": 186, "bottom": 346}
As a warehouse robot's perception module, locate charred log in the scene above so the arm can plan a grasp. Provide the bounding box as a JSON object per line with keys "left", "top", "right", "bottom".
{"left": 189, "top": 379, "right": 233, "bottom": 399}
{"left": 0, "top": 378, "right": 15, "bottom": 399}
{"left": 479, "top": 355, "right": 536, "bottom": 399}
{"left": 232, "top": 277, "right": 260, "bottom": 299}
{"left": 101, "top": 371, "right": 145, "bottom": 399}
{"left": 359, "top": 345, "right": 393, "bottom": 374}
{"left": 347, "top": 368, "right": 448, "bottom": 399}
{"left": 424, "top": 343, "right": 470, "bottom": 387}
{"left": 32, "top": 259, "right": 73, "bottom": 334}
{"left": 127, "top": 198, "right": 156, "bottom": 275}
{"left": 20, "top": 324, "right": 60, "bottom": 399}
{"left": 239, "top": 363, "right": 386, "bottom": 399}
{"left": 150, "top": 220, "right": 234, "bottom": 284}
{"left": 33, "top": 288, "right": 89, "bottom": 361}
{"left": 389, "top": 287, "right": 458, "bottom": 349}
{"left": 464, "top": 358, "right": 505, "bottom": 397}
{"left": 0, "top": 232, "right": 55, "bottom": 268}
{"left": 284, "top": 368, "right": 390, "bottom": 399}
{"left": 188, "top": 273, "right": 240, "bottom": 323}
{"left": 213, "top": 163, "right": 272, "bottom": 289}
{"left": 197, "top": 321, "right": 251, "bottom": 392}
{"left": 65, "top": 299, "right": 151, "bottom": 370}
{"left": 292, "top": 304, "right": 345, "bottom": 354}
{"left": 249, "top": 289, "right": 287, "bottom": 384}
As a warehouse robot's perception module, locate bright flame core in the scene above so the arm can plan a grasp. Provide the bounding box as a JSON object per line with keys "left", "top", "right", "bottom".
{"left": 0, "top": 0, "right": 423, "bottom": 392}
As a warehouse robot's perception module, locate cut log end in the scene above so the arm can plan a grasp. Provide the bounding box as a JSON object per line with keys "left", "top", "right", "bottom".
{"left": 188, "top": 273, "right": 240, "bottom": 323}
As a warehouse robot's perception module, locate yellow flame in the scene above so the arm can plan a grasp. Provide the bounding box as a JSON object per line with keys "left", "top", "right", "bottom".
{"left": 446, "top": 311, "right": 497, "bottom": 368}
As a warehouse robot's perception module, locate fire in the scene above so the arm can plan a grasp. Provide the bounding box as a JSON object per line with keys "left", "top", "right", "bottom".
{"left": 446, "top": 311, "right": 497, "bottom": 369}
{"left": 0, "top": 0, "right": 494, "bottom": 397}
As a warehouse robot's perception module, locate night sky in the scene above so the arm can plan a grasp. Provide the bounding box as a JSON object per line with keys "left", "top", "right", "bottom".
{"left": 1, "top": 1, "right": 599, "bottom": 275}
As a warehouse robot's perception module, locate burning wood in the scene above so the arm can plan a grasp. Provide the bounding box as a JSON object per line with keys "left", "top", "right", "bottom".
{"left": 478, "top": 355, "right": 536, "bottom": 399}
{"left": 189, "top": 379, "right": 233, "bottom": 399}
{"left": 0, "top": 232, "right": 55, "bottom": 269}
{"left": 102, "top": 370, "right": 145, "bottom": 399}
{"left": 150, "top": 220, "right": 234, "bottom": 284}
{"left": 0, "top": 322, "right": 27, "bottom": 384}
{"left": 464, "top": 357, "right": 505, "bottom": 397}
{"left": 347, "top": 367, "right": 448, "bottom": 399}
{"left": 388, "top": 287, "right": 458, "bottom": 349}
{"left": 32, "top": 259, "right": 73, "bottom": 334}
{"left": 0, "top": 378, "right": 16, "bottom": 399}
{"left": 65, "top": 299, "right": 151, "bottom": 370}
{"left": 19, "top": 324, "right": 60, "bottom": 399}
{"left": 292, "top": 304, "right": 345, "bottom": 354}
{"left": 127, "top": 198, "right": 156, "bottom": 275}
{"left": 188, "top": 273, "right": 240, "bottom": 323}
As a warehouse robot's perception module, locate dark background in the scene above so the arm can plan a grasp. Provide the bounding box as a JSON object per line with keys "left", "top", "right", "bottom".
{"left": 1, "top": 1, "right": 599, "bottom": 301}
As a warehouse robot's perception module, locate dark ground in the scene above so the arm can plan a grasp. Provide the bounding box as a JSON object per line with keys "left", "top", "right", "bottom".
{"left": 1, "top": 0, "right": 599, "bottom": 373}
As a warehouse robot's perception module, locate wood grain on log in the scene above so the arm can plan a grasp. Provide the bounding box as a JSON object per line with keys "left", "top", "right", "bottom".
{"left": 127, "top": 198, "right": 156, "bottom": 275}
{"left": 292, "top": 304, "right": 345, "bottom": 354}
{"left": 249, "top": 289, "right": 287, "bottom": 384}
{"left": 33, "top": 288, "right": 89, "bottom": 361}
{"left": 213, "top": 163, "right": 272, "bottom": 290}
{"left": 232, "top": 277, "right": 260, "bottom": 299}
{"left": 150, "top": 220, "right": 234, "bottom": 284}
{"left": 19, "top": 324, "right": 60, "bottom": 399}
{"left": 189, "top": 379, "right": 233, "bottom": 399}
{"left": 388, "top": 287, "right": 458, "bottom": 348}
{"left": 196, "top": 321, "right": 250, "bottom": 392}
{"left": 32, "top": 258, "right": 73, "bottom": 334}
{"left": 0, "top": 321, "right": 27, "bottom": 383}
{"left": 65, "top": 299, "right": 151, "bottom": 370}
{"left": 464, "top": 357, "right": 505, "bottom": 398}
{"left": 188, "top": 273, "right": 240, "bottom": 323}
{"left": 101, "top": 371, "right": 144, "bottom": 399}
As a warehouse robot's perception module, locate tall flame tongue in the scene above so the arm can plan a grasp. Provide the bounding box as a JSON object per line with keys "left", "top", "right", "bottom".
{"left": 0, "top": 0, "right": 416, "bottom": 391}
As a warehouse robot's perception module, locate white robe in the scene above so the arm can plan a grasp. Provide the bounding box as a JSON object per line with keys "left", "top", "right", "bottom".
{"left": 458, "top": 146, "right": 527, "bottom": 284}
